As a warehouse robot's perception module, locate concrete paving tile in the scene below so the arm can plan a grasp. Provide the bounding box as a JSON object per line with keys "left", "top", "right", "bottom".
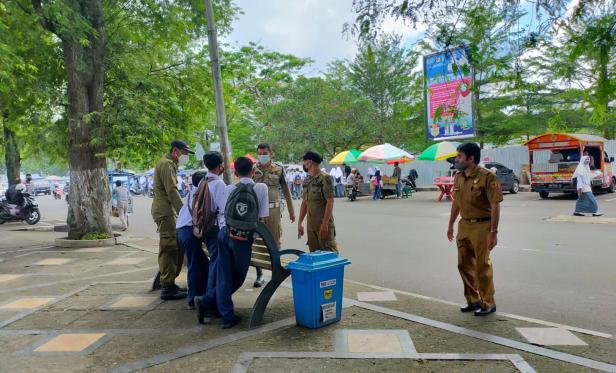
{"left": 347, "top": 332, "right": 403, "bottom": 353}
{"left": 0, "top": 274, "right": 24, "bottom": 283}
{"left": 32, "top": 258, "right": 76, "bottom": 266}
{"left": 356, "top": 291, "right": 398, "bottom": 302}
{"left": 74, "top": 247, "right": 111, "bottom": 253}
{"left": 5, "top": 310, "right": 90, "bottom": 330}
{"left": 0, "top": 297, "right": 56, "bottom": 310}
{"left": 131, "top": 309, "right": 199, "bottom": 329}
{"left": 516, "top": 327, "right": 588, "bottom": 346}
{"left": 104, "top": 257, "right": 148, "bottom": 266}
{"left": 246, "top": 358, "right": 518, "bottom": 373}
{"left": 34, "top": 333, "right": 106, "bottom": 352}
{"left": 66, "top": 310, "right": 147, "bottom": 329}
{"left": 106, "top": 295, "right": 159, "bottom": 309}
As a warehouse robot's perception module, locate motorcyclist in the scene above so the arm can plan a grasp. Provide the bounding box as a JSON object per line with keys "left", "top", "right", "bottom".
{"left": 345, "top": 169, "right": 358, "bottom": 198}
{"left": 5, "top": 178, "right": 27, "bottom": 217}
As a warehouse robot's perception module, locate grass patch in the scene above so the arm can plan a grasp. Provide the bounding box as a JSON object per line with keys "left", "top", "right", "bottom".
{"left": 81, "top": 232, "right": 113, "bottom": 240}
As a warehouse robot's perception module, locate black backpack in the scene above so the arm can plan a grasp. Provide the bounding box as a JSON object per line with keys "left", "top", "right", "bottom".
{"left": 225, "top": 183, "right": 259, "bottom": 238}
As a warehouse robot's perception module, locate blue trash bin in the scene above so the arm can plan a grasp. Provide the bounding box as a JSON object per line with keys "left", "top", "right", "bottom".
{"left": 287, "top": 251, "right": 351, "bottom": 329}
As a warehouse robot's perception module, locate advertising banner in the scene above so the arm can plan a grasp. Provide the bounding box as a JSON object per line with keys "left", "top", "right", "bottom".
{"left": 423, "top": 47, "right": 475, "bottom": 141}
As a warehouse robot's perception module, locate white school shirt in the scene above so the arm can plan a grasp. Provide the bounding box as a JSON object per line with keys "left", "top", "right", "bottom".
{"left": 222, "top": 177, "right": 269, "bottom": 220}
{"left": 176, "top": 187, "right": 197, "bottom": 229}
{"left": 207, "top": 173, "right": 228, "bottom": 227}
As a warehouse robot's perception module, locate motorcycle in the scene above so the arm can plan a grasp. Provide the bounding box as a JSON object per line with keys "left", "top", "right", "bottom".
{"left": 0, "top": 193, "right": 41, "bottom": 225}
{"left": 346, "top": 184, "right": 358, "bottom": 201}
{"left": 53, "top": 185, "right": 64, "bottom": 200}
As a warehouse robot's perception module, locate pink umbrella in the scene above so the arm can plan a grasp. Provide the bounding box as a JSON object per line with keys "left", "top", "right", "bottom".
{"left": 358, "top": 143, "right": 414, "bottom": 164}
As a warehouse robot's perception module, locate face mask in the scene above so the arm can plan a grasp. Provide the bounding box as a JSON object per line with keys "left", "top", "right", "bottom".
{"left": 258, "top": 155, "right": 271, "bottom": 164}
{"left": 178, "top": 154, "right": 189, "bottom": 166}
{"left": 454, "top": 161, "right": 467, "bottom": 172}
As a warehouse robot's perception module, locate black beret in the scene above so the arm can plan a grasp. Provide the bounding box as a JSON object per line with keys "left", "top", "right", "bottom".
{"left": 302, "top": 151, "right": 323, "bottom": 164}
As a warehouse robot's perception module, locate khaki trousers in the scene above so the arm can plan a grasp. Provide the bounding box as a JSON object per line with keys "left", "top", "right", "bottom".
{"left": 262, "top": 207, "right": 282, "bottom": 246}
{"left": 456, "top": 220, "right": 495, "bottom": 308}
{"left": 156, "top": 215, "right": 184, "bottom": 287}
{"left": 307, "top": 218, "right": 338, "bottom": 254}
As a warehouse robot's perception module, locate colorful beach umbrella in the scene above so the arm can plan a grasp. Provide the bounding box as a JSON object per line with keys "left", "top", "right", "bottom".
{"left": 417, "top": 141, "right": 461, "bottom": 161}
{"left": 329, "top": 149, "right": 362, "bottom": 165}
{"left": 358, "top": 143, "right": 415, "bottom": 164}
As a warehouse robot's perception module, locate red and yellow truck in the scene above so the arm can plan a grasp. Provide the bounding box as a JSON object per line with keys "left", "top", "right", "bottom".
{"left": 524, "top": 133, "right": 615, "bottom": 199}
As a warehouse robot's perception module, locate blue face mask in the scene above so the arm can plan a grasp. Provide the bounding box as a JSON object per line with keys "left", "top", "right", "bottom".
{"left": 258, "top": 155, "right": 271, "bottom": 164}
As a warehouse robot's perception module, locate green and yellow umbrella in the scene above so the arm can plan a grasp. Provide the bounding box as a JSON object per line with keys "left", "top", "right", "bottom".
{"left": 418, "top": 141, "right": 460, "bottom": 161}
{"left": 329, "top": 149, "right": 362, "bottom": 165}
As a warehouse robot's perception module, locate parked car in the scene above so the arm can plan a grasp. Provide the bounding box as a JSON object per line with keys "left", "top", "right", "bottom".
{"left": 31, "top": 180, "right": 51, "bottom": 196}
{"left": 481, "top": 162, "right": 519, "bottom": 194}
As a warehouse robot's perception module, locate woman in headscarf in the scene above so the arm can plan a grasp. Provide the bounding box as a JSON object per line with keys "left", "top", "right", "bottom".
{"left": 372, "top": 169, "right": 382, "bottom": 200}
{"left": 573, "top": 155, "right": 602, "bottom": 217}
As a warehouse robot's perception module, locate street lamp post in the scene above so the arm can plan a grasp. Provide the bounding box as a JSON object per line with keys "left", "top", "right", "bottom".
{"left": 204, "top": 0, "right": 232, "bottom": 184}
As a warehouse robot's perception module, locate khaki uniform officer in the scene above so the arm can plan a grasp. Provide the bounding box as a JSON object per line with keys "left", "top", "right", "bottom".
{"left": 151, "top": 140, "right": 193, "bottom": 300}
{"left": 447, "top": 142, "right": 502, "bottom": 316}
{"left": 298, "top": 151, "right": 338, "bottom": 254}
{"left": 252, "top": 143, "right": 296, "bottom": 287}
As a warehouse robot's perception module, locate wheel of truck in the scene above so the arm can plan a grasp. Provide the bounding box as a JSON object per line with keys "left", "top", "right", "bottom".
{"left": 539, "top": 191, "right": 549, "bottom": 199}
{"left": 511, "top": 181, "right": 519, "bottom": 194}
{"left": 607, "top": 178, "right": 615, "bottom": 193}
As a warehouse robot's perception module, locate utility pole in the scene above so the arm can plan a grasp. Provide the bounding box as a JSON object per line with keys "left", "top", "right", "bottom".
{"left": 204, "top": 0, "right": 232, "bottom": 184}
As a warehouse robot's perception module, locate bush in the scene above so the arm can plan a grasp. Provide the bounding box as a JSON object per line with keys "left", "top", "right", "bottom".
{"left": 81, "top": 232, "right": 113, "bottom": 240}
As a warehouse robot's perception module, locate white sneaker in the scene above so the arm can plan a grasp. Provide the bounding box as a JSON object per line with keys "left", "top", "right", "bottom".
{"left": 592, "top": 213, "right": 603, "bottom": 217}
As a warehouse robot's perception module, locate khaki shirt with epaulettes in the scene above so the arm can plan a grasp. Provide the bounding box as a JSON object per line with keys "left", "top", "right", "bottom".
{"left": 254, "top": 162, "right": 286, "bottom": 206}
{"left": 303, "top": 171, "right": 335, "bottom": 224}
{"left": 453, "top": 167, "right": 503, "bottom": 220}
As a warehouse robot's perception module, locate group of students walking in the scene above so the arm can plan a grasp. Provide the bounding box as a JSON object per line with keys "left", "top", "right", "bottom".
{"left": 150, "top": 140, "right": 338, "bottom": 329}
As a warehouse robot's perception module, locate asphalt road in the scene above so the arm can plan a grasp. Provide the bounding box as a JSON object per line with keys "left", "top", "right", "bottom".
{"left": 33, "top": 190, "right": 616, "bottom": 335}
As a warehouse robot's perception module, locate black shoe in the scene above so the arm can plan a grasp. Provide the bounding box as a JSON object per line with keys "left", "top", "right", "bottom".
{"left": 474, "top": 306, "right": 497, "bottom": 316}
{"left": 573, "top": 212, "right": 585, "bottom": 216}
{"left": 253, "top": 274, "right": 265, "bottom": 288}
{"left": 195, "top": 296, "right": 211, "bottom": 324}
{"left": 221, "top": 315, "right": 242, "bottom": 329}
{"left": 593, "top": 213, "right": 603, "bottom": 217}
{"left": 160, "top": 286, "right": 187, "bottom": 301}
{"left": 460, "top": 302, "right": 481, "bottom": 313}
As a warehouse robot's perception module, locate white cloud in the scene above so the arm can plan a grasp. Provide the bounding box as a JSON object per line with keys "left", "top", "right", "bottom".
{"left": 224, "top": 0, "right": 427, "bottom": 75}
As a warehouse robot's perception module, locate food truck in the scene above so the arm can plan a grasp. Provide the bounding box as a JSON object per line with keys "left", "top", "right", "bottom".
{"left": 524, "top": 133, "right": 615, "bottom": 199}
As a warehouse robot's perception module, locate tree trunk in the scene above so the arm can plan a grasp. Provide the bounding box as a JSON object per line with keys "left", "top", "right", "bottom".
{"left": 597, "top": 40, "right": 612, "bottom": 139}
{"left": 2, "top": 112, "right": 21, "bottom": 185}
{"left": 60, "top": 0, "right": 111, "bottom": 239}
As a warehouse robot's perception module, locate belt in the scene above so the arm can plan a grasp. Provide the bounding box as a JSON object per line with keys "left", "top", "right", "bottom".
{"left": 269, "top": 202, "right": 280, "bottom": 208}
{"left": 462, "top": 217, "right": 491, "bottom": 223}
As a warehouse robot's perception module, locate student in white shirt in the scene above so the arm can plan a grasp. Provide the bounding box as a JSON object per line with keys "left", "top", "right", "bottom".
{"left": 176, "top": 171, "right": 207, "bottom": 309}
{"left": 196, "top": 156, "right": 269, "bottom": 329}
{"left": 195, "top": 152, "right": 228, "bottom": 313}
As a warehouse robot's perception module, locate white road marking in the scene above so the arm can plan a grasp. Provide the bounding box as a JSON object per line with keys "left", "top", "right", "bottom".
{"left": 606, "top": 197, "right": 616, "bottom": 202}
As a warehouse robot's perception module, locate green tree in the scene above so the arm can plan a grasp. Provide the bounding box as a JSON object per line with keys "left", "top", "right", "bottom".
{"left": 348, "top": 34, "right": 420, "bottom": 145}
{"left": 220, "top": 43, "right": 311, "bottom": 156}
{"left": 540, "top": 0, "right": 616, "bottom": 138}
{"left": 9, "top": 0, "right": 237, "bottom": 238}
{"left": 0, "top": 2, "right": 63, "bottom": 185}
{"left": 266, "top": 75, "right": 379, "bottom": 159}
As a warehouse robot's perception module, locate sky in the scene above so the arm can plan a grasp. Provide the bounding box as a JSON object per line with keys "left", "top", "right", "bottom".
{"left": 224, "top": 0, "right": 427, "bottom": 76}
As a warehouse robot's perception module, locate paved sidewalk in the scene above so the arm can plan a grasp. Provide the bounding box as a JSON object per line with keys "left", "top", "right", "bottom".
{"left": 0, "top": 225, "right": 615, "bottom": 372}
